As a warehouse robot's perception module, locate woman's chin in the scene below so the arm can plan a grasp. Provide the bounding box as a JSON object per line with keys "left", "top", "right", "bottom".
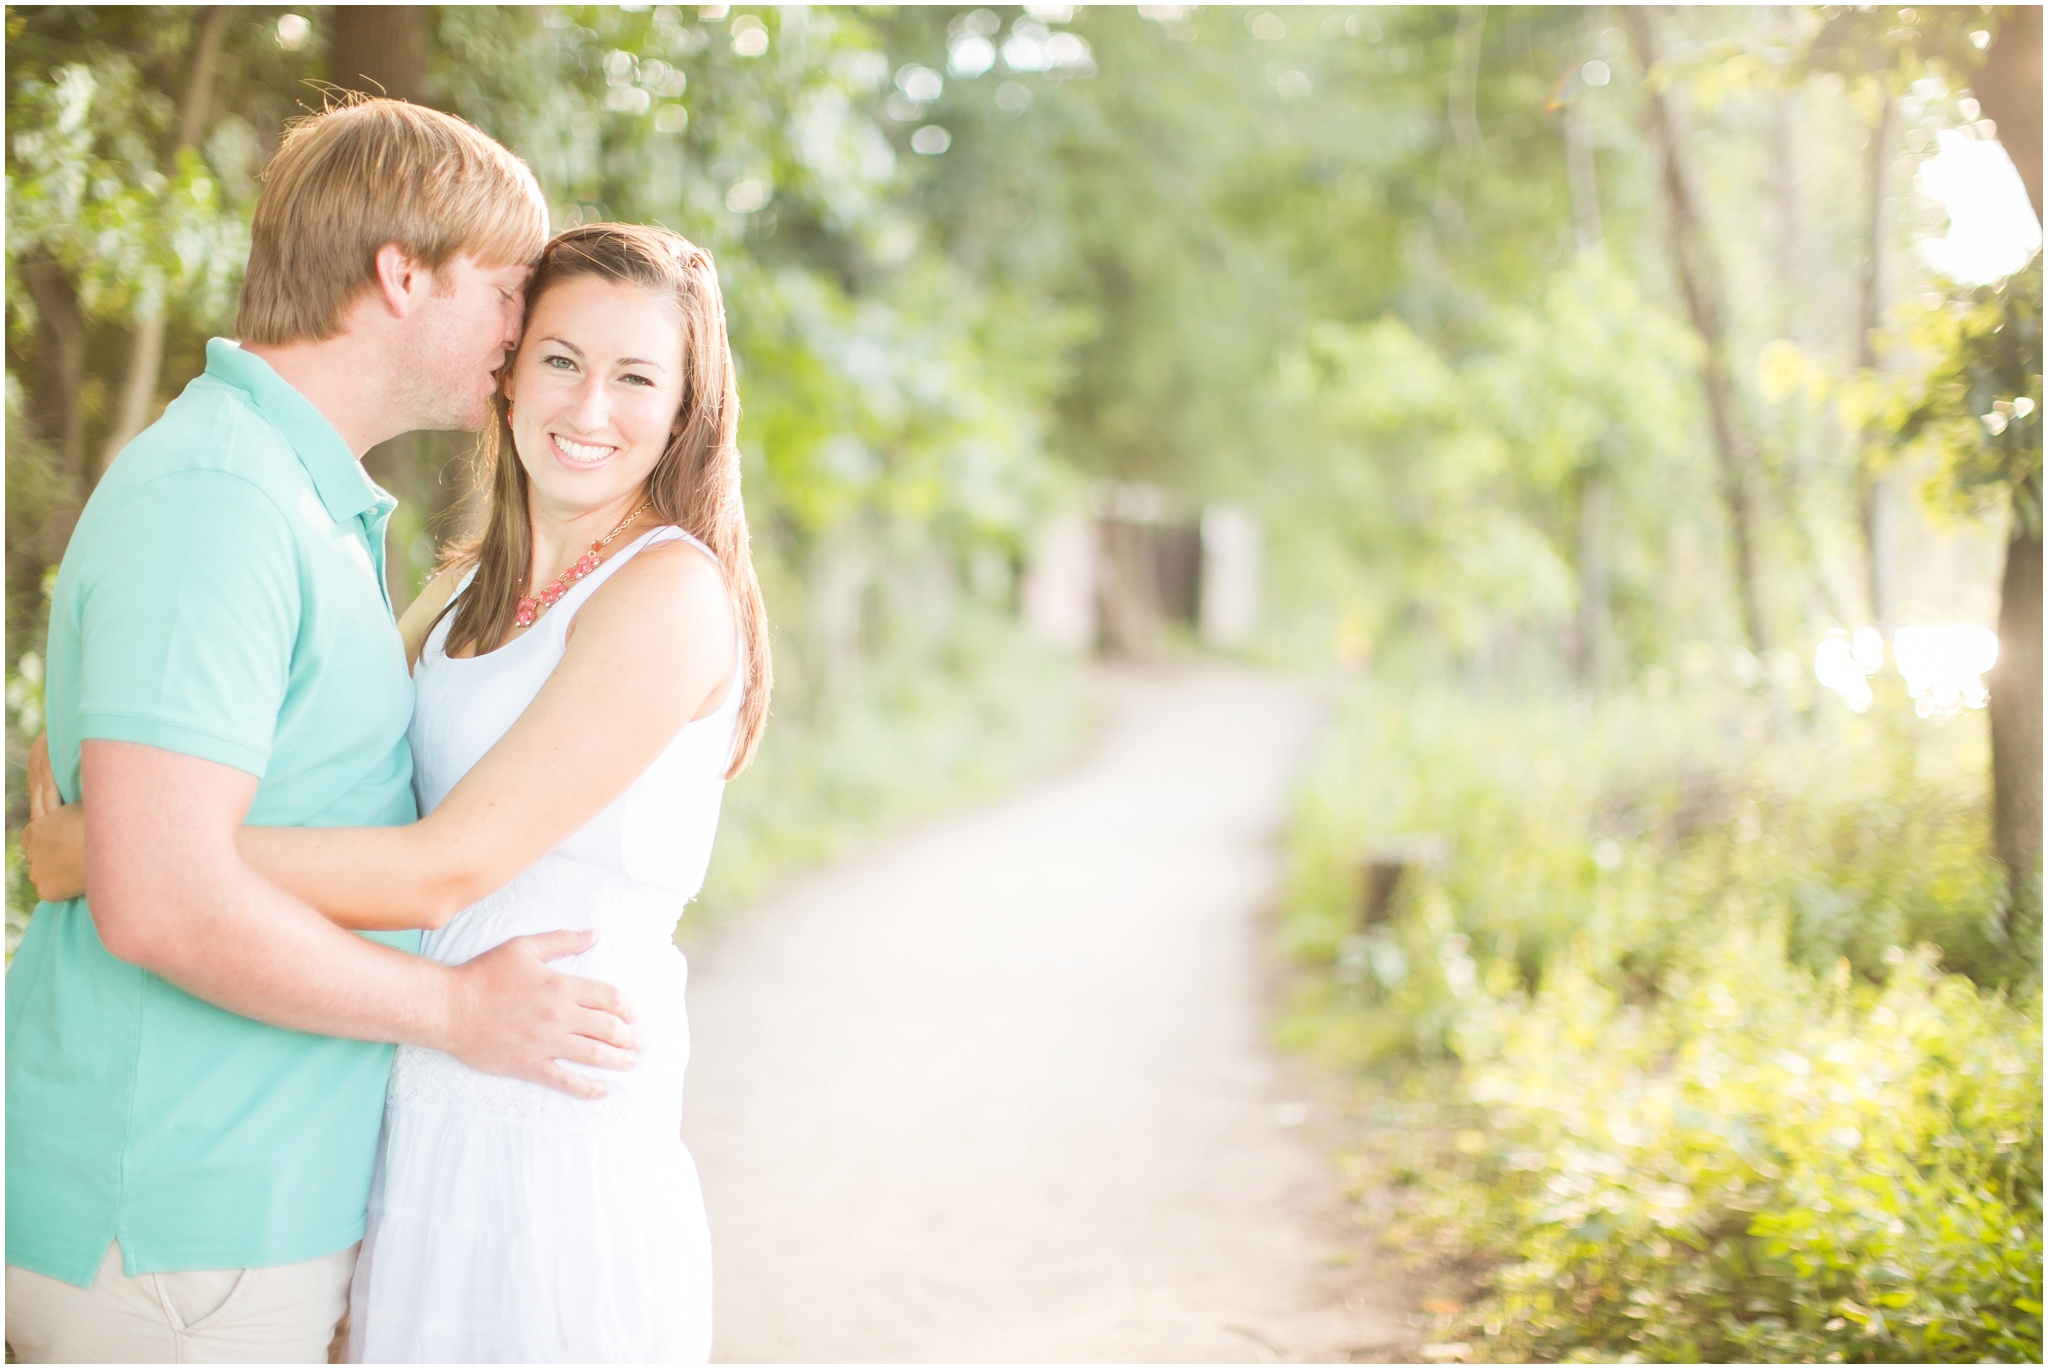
{"left": 549, "top": 456, "right": 616, "bottom": 485}
{"left": 529, "top": 477, "right": 641, "bottom": 523}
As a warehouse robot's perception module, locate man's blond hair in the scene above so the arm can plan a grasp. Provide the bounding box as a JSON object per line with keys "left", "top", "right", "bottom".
{"left": 236, "top": 97, "right": 549, "bottom": 345}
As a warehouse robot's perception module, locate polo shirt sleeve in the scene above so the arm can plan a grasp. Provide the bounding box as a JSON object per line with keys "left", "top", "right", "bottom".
{"left": 73, "top": 469, "right": 301, "bottom": 778}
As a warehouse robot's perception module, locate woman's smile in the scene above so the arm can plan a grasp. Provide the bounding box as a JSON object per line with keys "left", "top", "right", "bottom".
{"left": 549, "top": 431, "right": 620, "bottom": 470}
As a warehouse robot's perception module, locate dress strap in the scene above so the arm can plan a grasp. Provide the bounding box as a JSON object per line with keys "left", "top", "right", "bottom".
{"left": 566, "top": 524, "right": 747, "bottom": 730}
{"left": 542, "top": 525, "right": 694, "bottom": 636}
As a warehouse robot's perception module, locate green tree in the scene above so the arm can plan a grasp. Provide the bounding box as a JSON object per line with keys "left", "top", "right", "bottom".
{"left": 6, "top": 7, "right": 296, "bottom": 646}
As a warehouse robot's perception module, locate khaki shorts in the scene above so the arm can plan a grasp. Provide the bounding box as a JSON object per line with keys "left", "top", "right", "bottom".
{"left": 5, "top": 1239, "right": 356, "bottom": 1364}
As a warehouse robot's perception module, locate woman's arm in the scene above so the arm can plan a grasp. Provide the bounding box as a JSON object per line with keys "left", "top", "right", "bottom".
{"left": 246, "top": 541, "right": 738, "bottom": 928}
{"left": 27, "top": 543, "right": 739, "bottom": 931}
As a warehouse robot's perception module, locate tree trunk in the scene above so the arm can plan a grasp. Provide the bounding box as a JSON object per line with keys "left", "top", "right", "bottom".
{"left": 1974, "top": 10, "right": 2043, "bottom": 946}
{"left": 1626, "top": 6, "right": 1771, "bottom": 659}
{"left": 1563, "top": 85, "right": 1608, "bottom": 684}
{"left": 99, "top": 310, "right": 167, "bottom": 478}
{"left": 1563, "top": 68, "right": 1613, "bottom": 682}
{"left": 1857, "top": 87, "right": 1897, "bottom": 632}
{"left": 1763, "top": 60, "right": 1852, "bottom": 631}
{"left": 1432, "top": 6, "right": 1485, "bottom": 241}
{"left": 1563, "top": 98, "right": 1602, "bottom": 255}
{"left": 1973, "top": 6, "right": 2042, "bottom": 223}
{"left": 326, "top": 6, "right": 431, "bottom": 104}
{"left": 19, "top": 253, "right": 89, "bottom": 485}
{"left": 1768, "top": 75, "right": 1802, "bottom": 330}
{"left": 95, "top": 6, "right": 230, "bottom": 478}
{"left": 1574, "top": 467, "right": 1612, "bottom": 686}
{"left": 1990, "top": 477, "right": 2042, "bottom": 949}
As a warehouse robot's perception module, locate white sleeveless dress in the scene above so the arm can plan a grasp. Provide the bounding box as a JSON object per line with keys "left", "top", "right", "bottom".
{"left": 349, "top": 526, "right": 738, "bottom": 1363}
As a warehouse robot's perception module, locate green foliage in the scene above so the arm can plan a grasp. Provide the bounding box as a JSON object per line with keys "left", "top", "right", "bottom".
{"left": 1450, "top": 942, "right": 2040, "bottom": 1363}
{"left": 1279, "top": 674, "right": 2037, "bottom": 1361}
{"left": 1899, "top": 257, "right": 2044, "bottom": 534}
{"left": 3, "top": 5, "right": 306, "bottom": 334}
{"left": 5, "top": 58, "right": 251, "bottom": 331}
{"left": 1800, "top": 5, "right": 1994, "bottom": 98}
{"left": 12, "top": 5, "right": 2019, "bottom": 685}
{"left": 1765, "top": 252, "right": 2042, "bottom": 594}
{"left": 896, "top": 4, "right": 1653, "bottom": 571}
{"left": 5, "top": 644, "right": 45, "bottom": 961}
{"left": 1263, "top": 253, "right": 1718, "bottom": 667}
{"left": 5, "top": 7, "right": 319, "bottom": 648}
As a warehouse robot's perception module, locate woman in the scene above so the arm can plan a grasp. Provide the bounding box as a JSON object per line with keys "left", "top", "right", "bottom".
{"left": 28, "top": 222, "right": 770, "bottom": 1361}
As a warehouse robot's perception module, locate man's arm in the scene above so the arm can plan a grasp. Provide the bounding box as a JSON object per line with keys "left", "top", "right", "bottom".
{"left": 82, "top": 738, "right": 639, "bottom": 1099}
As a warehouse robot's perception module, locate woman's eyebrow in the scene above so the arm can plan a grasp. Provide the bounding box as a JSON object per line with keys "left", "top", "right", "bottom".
{"left": 539, "top": 337, "right": 663, "bottom": 370}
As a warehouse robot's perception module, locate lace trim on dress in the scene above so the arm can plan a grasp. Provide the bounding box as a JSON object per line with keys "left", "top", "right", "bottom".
{"left": 387, "top": 1046, "right": 686, "bottom": 1136}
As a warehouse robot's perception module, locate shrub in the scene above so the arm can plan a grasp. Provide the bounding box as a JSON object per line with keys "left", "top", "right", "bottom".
{"left": 1280, "top": 673, "right": 2041, "bottom": 1362}
{"left": 1450, "top": 940, "right": 2041, "bottom": 1363}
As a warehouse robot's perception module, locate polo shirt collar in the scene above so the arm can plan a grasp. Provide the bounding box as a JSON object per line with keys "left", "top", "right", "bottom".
{"left": 203, "top": 338, "right": 388, "bottom": 524}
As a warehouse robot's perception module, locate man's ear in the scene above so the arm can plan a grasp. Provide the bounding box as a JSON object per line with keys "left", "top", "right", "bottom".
{"left": 371, "top": 242, "right": 429, "bottom": 319}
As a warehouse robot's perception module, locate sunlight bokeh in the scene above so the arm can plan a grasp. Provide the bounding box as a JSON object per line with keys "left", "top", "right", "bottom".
{"left": 1893, "top": 623, "right": 2000, "bottom": 716}
{"left": 1916, "top": 129, "right": 2042, "bottom": 285}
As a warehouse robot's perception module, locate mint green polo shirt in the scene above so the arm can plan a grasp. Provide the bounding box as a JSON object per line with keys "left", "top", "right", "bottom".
{"left": 6, "top": 339, "right": 420, "bottom": 1286}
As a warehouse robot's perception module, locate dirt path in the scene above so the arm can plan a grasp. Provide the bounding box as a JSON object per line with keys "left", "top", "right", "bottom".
{"left": 680, "top": 665, "right": 1415, "bottom": 1363}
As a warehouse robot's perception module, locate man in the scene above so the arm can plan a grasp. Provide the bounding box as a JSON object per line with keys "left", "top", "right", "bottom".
{"left": 6, "top": 98, "right": 635, "bottom": 1362}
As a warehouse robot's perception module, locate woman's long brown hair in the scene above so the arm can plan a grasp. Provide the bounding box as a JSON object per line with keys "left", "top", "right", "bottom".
{"left": 439, "top": 222, "right": 772, "bottom": 776}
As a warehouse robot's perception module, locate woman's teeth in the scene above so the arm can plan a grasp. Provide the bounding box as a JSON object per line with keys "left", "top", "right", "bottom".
{"left": 553, "top": 434, "right": 616, "bottom": 465}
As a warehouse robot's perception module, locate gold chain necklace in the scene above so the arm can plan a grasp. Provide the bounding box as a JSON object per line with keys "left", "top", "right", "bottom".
{"left": 514, "top": 501, "right": 653, "bottom": 629}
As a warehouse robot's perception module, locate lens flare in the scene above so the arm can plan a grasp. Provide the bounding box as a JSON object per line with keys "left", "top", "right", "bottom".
{"left": 1893, "top": 625, "right": 1999, "bottom": 718}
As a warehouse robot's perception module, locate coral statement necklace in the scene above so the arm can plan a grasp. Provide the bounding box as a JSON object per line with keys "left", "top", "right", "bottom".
{"left": 514, "top": 501, "right": 653, "bottom": 629}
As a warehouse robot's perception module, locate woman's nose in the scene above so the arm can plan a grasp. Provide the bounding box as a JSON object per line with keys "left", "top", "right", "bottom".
{"left": 565, "top": 377, "right": 610, "bottom": 432}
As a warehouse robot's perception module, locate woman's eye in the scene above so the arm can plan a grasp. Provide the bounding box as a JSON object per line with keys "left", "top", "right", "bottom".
{"left": 544, "top": 355, "right": 575, "bottom": 370}
{"left": 621, "top": 373, "right": 655, "bottom": 387}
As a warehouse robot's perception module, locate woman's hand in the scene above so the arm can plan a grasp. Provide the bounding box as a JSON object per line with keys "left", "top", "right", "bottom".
{"left": 23, "top": 732, "right": 87, "bottom": 902}
{"left": 27, "top": 731, "right": 61, "bottom": 819}
{"left": 24, "top": 801, "right": 87, "bottom": 903}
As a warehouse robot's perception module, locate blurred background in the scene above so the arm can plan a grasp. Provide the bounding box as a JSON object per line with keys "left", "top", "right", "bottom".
{"left": 5, "top": 5, "right": 2042, "bottom": 1361}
